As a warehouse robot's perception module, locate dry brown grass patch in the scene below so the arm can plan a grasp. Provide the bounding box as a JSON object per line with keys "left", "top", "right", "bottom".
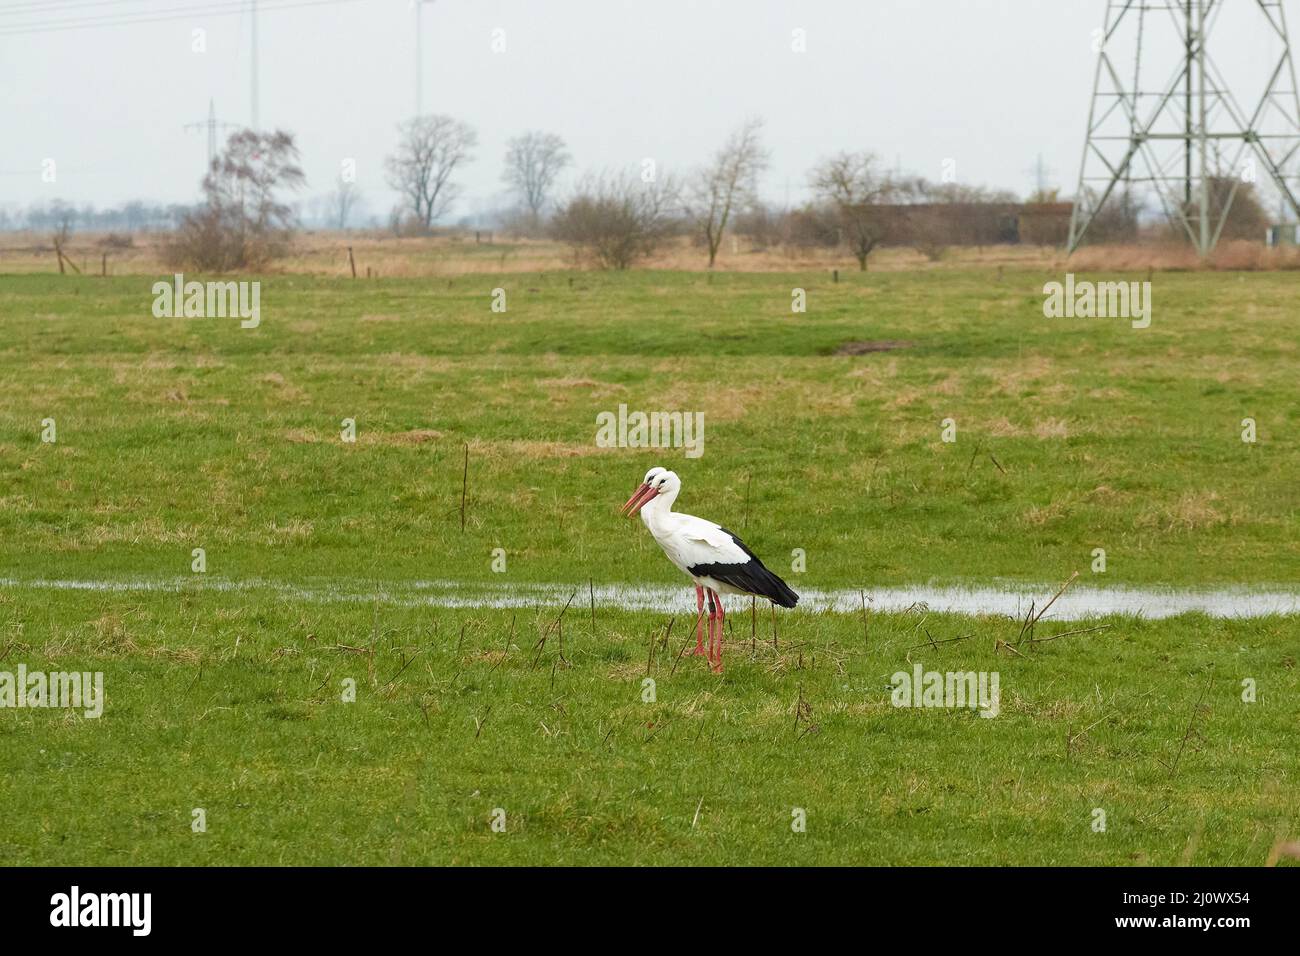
{"left": 983, "top": 416, "right": 1025, "bottom": 437}
{"left": 385, "top": 429, "right": 444, "bottom": 445}
{"left": 504, "top": 439, "right": 601, "bottom": 458}
{"left": 1137, "top": 490, "right": 1231, "bottom": 532}
{"left": 267, "top": 518, "right": 315, "bottom": 540}
{"left": 1033, "top": 417, "right": 1070, "bottom": 439}
{"left": 1022, "top": 499, "right": 1071, "bottom": 526}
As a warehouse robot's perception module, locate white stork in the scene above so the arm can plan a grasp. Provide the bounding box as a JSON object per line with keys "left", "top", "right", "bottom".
{"left": 620, "top": 467, "right": 798, "bottom": 673}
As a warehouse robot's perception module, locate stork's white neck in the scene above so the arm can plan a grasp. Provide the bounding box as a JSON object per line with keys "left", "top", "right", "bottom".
{"left": 639, "top": 486, "right": 679, "bottom": 535}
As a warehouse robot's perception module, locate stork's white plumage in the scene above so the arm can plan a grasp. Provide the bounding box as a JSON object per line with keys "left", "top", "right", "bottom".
{"left": 621, "top": 467, "right": 798, "bottom": 673}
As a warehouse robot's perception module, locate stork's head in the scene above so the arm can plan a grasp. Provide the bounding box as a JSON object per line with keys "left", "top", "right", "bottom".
{"left": 621, "top": 467, "right": 679, "bottom": 517}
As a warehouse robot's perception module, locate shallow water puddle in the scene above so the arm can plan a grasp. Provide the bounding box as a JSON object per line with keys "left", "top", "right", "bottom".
{"left": 1, "top": 577, "right": 1295, "bottom": 620}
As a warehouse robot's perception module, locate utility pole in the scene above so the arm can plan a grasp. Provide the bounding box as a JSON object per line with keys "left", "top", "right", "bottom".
{"left": 1069, "top": 0, "right": 1300, "bottom": 255}
{"left": 250, "top": 0, "right": 259, "bottom": 129}
{"left": 415, "top": 0, "right": 437, "bottom": 117}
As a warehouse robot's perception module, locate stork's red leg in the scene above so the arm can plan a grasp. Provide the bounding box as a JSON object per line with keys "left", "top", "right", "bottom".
{"left": 692, "top": 584, "right": 706, "bottom": 655}
{"left": 709, "top": 588, "right": 724, "bottom": 674}
{"left": 704, "top": 588, "right": 717, "bottom": 668}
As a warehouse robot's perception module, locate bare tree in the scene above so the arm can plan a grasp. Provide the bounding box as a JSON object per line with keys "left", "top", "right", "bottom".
{"left": 551, "top": 170, "right": 681, "bottom": 269}
{"left": 686, "top": 118, "right": 768, "bottom": 267}
{"left": 210, "top": 130, "right": 305, "bottom": 234}
{"left": 385, "top": 114, "right": 477, "bottom": 231}
{"left": 164, "top": 128, "right": 305, "bottom": 270}
{"left": 503, "top": 131, "right": 571, "bottom": 226}
{"left": 810, "top": 151, "right": 906, "bottom": 270}
{"left": 328, "top": 177, "right": 362, "bottom": 230}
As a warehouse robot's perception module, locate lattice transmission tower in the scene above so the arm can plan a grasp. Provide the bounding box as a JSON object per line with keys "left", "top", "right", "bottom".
{"left": 185, "top": 100, "right": 239, "bottom": 173}
{"left": 1068, "top": 0, "right": 1300, "bottom": 253}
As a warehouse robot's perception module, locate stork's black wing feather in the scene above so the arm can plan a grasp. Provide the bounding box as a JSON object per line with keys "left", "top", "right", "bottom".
{"left": 688, "top": 526, "right": 799, "bottom": 608}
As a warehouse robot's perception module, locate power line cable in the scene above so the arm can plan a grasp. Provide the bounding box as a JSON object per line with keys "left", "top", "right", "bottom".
{"left": 0, "top": 1, "right": 168, "bottom": 17}
{"left": 0, "top": 0, "right": 252, "bottom": 21}
{"left": 0, "top": 0, "right": 362, "bottom": 36}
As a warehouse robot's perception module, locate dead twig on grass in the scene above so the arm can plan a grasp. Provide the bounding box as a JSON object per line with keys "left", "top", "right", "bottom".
{"left": 1023, "top": 623, "right": 1112, "bottom": 645}
{"left": 993, "top": 638, "right": 1028, "bottom": 659}
{"left": 531, "top": 590, "right": 577, "bottom": 668}
{"left": 669, "top": 631, "right": 695, "bottom": 676}
{"left": 474, "top": 706, "right": 493, "bottom": 739}
{"left": 1066, "top": 711, "right": 1115, "bottom": 757}
{"left": 382, "top": 648, "right": 422, "bottom": 688}
{"left": 1015, "top": 571, "right": 1079, "bottom": 645}
{"left": 793, "top": 685, "right": 819, "bottom": 739}
{"left": 1159, "top": 672, "right": 1213, "bottom": 777}
{"left": 459, "top": 443, "right": 469, "bottom": 532}
{"left": 906, "top": 632, "right": 973, "bottom": 651}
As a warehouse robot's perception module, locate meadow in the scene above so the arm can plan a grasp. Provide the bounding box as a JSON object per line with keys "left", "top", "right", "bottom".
{"left": 0, "top": 263, "right": 1296, "bottom": 864}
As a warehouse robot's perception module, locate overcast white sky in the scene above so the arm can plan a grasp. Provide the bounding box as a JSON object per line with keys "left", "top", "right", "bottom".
{"left": 0, "top": 0, "right": 1291, "bottom": 221}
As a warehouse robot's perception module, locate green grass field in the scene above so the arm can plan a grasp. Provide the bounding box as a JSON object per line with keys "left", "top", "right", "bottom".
{"left": 1, "top": 267, "right": 1296, "bottom": 864}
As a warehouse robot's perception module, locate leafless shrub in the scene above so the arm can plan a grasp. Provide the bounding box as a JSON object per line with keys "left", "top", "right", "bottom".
{"left": 163, "top": 129, "right": 305, "bottom": 270}
{"left": 551, "top": 170, "right": 681, "bottom": 269}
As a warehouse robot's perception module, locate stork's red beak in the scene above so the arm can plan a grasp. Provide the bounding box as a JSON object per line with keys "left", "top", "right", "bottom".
{"left": 621, "top": 483, "right": 658, "bottom": 516}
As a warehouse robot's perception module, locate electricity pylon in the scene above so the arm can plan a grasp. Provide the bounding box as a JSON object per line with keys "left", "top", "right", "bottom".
{"left": 185, "top": 99, "right": 238, "bottom": 172}
{"left": 1068, "top": 0, "right": 1300, "bottom": 254}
